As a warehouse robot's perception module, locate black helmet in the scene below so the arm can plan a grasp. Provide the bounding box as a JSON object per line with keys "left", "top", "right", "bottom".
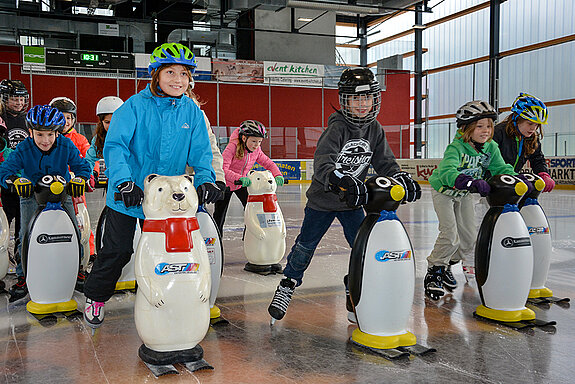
{"left": 49, "top": 97, "right": 77, "bottom": 117}
{"left": 455, "top": 100, "right": 497, "bottom": 128}
{"left": 338, "top": 68, "right": 381, "bottom": 127}
{"left": 239, "top": 120, "right": 267, "bottom": 139}
{"left": 0, "top": 79, "right": 29, "bottom": 115}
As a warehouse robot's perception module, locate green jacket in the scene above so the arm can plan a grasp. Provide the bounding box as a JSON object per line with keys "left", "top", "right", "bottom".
{"left": 429, "top": 132, "right": 516, "bottom": 197}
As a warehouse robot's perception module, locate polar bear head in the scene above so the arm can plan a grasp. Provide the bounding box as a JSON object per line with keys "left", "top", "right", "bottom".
{"left": 142, "top": 174, "right": 198, "bottom": 219}
{"left": 246, "top": 170, "right": 276, "bottom": 196}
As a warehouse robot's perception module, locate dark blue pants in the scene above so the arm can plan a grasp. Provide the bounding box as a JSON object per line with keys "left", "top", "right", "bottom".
{"left": 282, "top": 206, "right": 365, "bottom": 286}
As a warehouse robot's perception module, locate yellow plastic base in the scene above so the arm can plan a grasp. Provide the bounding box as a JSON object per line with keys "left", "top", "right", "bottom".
{"left": 210, "top": 305, "right": 221, "bottom": 319}
{"left": 475, "top": 305, "right": 535, "bottom": 322}
{"left": 528, "top": 287, "right": 553, "bottom": 299}
{"left": 351, "top": 329, "right": 416, "bottom": 350}
{"left": 27, "top": 299, "right": 77, "bottom": 315}
{"left": 115, "top": 280, "right": 136, "bottom": 291}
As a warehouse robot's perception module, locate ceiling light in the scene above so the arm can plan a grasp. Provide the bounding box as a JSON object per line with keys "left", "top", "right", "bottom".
{"left": 192, "top": 9, "right": 208, "bottom": 14}
{"left": 298, "top": 17, "right": 313, "bottom": 22}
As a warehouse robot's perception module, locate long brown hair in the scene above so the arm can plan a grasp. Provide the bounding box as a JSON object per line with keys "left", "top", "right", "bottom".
{"left": 150, "top": 64, "right": 193, "bottom": 97}
{"left": 503, "top": 114, "right": 542, "bottom": 156}
{"left": 459, "top": 119, "right": 494, "bottom": 143}
{"left": 235, "top": 133, "right": 247, "bottom": 159}
{"left": 94, "top": 115, "right": 108, "bottom": 157}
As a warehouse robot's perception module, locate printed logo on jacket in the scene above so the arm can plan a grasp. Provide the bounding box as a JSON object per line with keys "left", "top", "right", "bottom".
{"left": 335, "top": 139, "right": 373, "bottom": 178}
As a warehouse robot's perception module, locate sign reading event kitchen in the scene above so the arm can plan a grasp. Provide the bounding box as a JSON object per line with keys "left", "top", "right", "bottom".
{"left": 264, "top": 61, "right": 325, "bottom": 87}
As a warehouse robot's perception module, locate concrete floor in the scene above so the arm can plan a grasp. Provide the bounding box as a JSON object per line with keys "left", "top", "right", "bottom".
{"left": 0, "top": 184, "right": 574, "bottom": 383}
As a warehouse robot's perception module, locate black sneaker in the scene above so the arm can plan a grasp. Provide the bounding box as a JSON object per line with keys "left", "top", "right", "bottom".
{"left": 443, "top": 265, "right": 457, "bottom": 292}
{"left": 424, "top": 266, "right": 445, "bottom": 301}
{"left": 268, "top": 278, "right": 296, "bottom": 321}
{"left": 9, "top": 276, "right": 28, "bottom": 302}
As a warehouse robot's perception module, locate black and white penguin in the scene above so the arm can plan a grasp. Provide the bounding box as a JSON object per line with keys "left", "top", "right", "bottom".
{"left": 348, "top": 175, "right": 418, "bottom": 349}
{"left": 23, "top": 175, "right": 81, "bottom": 315}
{"left": 518, "top": 173, "right": 554, "bottom": 299}
{"left": 475, "top": 174, "right": 534, "bottom": 322}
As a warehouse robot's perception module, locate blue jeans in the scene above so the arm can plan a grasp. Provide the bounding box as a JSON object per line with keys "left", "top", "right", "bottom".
{"left": 17, "top": 196, "right": 80, "bottom": 277}
{"left": 283, "top": 206, "right": 365, "bottom": 286}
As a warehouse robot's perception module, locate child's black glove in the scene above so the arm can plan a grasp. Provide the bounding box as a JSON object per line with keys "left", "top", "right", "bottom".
{"left": 117, "top": 181, "right": 144, "bottom": 207}
{"left": 68, "top": 177, "right": 86, "bottom": 197}
{"left": 329, "top": 171, "right": 368, "bottom": 208}
{"left": 197, "top": 182, "right": 224, "bottom": 205}
{"left": 7, "top": 176, "right": 33, "bottom": 198}
{"left": 391, "top": 171, "right": 421, "bottom": 202}
{"left": 454, "top": 174, "right": 490, "bottom": 196}
{"left": 215, "top": 181, "right": 227, "bottom": 193}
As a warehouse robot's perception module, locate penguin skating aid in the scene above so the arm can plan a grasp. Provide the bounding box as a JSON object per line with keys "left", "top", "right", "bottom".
{"left": 22, "top": 175, "right": 81, "bottom": 320}
{"left": 348, "top": 176, "right": 435, "bottom": 359}
{"left": 474, "top": 174, "right": 556, "bottom": 329}
{"left": 519, "top": 173, "right": 570, "bottom": 306}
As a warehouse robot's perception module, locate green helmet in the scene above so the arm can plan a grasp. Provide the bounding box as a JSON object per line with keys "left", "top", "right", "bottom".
{"left": 148, "top": 43, "right": 197, "bottom": 75}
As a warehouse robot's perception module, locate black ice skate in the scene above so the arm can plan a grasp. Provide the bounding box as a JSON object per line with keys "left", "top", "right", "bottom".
{"left": 424, "top": 266, "right": 446, "bottom": 301}
{"left": 443, "top": 264, "right": 457, "bottom": 292}
{"left": 268, "top": 277, "right": 296, "bottom": 325}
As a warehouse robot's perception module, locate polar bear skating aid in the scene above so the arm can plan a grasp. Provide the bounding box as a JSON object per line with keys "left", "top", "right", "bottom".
{"left": 242, "top": 170, "right": 286, "bottom": 275}
{"left": 134, "top": 174, "right": 213, "bottom": 376}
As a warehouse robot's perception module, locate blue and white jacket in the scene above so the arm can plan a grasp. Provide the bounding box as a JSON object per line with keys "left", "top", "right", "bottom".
{"left": 104, "top": 85, "right": 215, "bottom": 219}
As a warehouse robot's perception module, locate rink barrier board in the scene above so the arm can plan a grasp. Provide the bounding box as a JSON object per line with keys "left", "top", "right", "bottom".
{"left": 257, "top": 157, "right": 575, "bottom": 189}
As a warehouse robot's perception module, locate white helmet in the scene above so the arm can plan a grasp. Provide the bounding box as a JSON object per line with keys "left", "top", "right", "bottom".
{"left": 96, "top": 96, "right": 123, "bottom": 116}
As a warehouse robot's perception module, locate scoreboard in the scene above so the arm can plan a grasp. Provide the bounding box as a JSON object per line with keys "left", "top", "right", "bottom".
{"left": 40, "top": 47, "right": 134, "bottom": 71}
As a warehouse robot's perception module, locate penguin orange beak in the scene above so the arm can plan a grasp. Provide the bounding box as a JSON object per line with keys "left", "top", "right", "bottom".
{"left": 50, "top": 182, "right": 64, "bottom": 195}
{"left": 534, "top": 178, "right": 545, "bottom": 192}
{"left": 515, "top": 181, "right": 528, "bottom": 196}
{"left": 390, "top": 184, "right": 405, "bottom": 201}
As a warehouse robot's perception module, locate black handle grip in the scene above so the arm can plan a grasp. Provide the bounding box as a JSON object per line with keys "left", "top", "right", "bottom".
{"left": 234, "top": 180, "right": 243, "bottom": 185}
{"left": 114, "top": 192, "right": 122, "bottom": 201}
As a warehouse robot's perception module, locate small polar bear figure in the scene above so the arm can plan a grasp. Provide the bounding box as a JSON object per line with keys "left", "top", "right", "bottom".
{"left": 134, "top": 174, "right": 211, "bottom": 353}
{"left": 244, "top": 170, "right": 286, "bottom": 266}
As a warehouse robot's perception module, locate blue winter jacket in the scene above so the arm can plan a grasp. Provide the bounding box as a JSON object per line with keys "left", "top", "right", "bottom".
{"left": 85, "top": 136, "right": 100, "bottom": 171}
{"left": 0, "top": 135, "right": 92, "bottom": 188}
{"left": 104, "top": 85, "right": 215, "bottom": 219}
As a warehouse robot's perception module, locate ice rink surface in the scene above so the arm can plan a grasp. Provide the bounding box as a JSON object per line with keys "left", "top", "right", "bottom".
{"left": 0, "top": 184, "right": 574, "bottom": 383}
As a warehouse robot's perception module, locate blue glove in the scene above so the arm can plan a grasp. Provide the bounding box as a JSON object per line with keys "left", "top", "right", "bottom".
{"left": 275, "top": 175, "right": 285, "bottom": 186}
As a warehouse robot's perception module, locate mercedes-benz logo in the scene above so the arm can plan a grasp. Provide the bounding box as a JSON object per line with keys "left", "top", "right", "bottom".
{"left": 502, "top": 237, "right": 514, "bottom": 247}
{"left": 37, "top": 234, "right": 49, "bottom": 244}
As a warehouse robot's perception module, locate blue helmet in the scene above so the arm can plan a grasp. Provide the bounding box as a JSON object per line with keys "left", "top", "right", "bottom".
{"left": 148, "top": 43, "right": 197, "bottom": 75}
{"left": 26, "top": 105, "right": 66, "bottom": 131}
{"left": 511, "top": 93, "right": 548, "bottom": 125}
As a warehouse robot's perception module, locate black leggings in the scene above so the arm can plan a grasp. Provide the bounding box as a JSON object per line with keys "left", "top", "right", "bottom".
{"left": 212, "top": 187, "right": 248, "bottom": 235}
{"left": 84, "top": 208, "right": 143, "bottom": 302}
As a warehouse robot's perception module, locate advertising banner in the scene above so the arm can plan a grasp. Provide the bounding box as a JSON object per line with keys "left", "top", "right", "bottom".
{"left": 212, "top": 59, "right": 263, "bottom": 83}
{"left": 252, "top": 161, "right": 301, "bottom": 180}
{"left": 264, "top": 61, "right": 325, "bottom": 86}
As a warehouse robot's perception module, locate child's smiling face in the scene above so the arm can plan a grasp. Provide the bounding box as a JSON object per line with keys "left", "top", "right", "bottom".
{"left": 30, "top": 129, "right": 57, "bottom": 151}
{"left": 158, "top": 65, "right": 190, "bottom": 97}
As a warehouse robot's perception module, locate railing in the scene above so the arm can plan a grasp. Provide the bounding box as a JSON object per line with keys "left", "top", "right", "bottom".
{"left": 78, "top": 124, "right": 413, "bottom": 160}
{"left": 423, "top": 122, "right": 575, "bottom": 159}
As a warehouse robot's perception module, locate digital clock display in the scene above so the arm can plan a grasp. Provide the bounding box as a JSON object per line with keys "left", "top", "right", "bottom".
{"left": 82, "top": 53, "right": 99, "bottom": 62}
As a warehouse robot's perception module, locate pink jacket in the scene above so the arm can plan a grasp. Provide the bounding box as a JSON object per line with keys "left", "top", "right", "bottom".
{"left": 222, "top": 128, "right": 281, "bottom": 191}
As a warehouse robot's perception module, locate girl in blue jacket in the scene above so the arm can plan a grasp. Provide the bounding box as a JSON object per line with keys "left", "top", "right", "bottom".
{"left": 83, "top": 43, "right": 223, "bottom": 330}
